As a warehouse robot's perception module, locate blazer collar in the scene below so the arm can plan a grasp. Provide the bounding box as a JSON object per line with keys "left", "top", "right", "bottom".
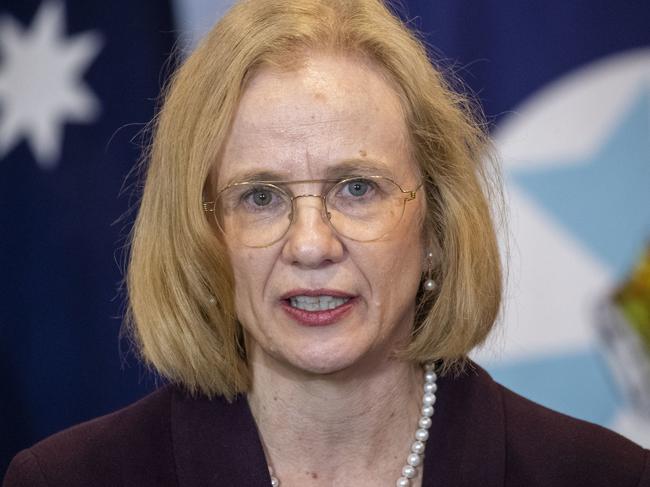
{"left": 171, "top": 363, "right": 506, "bottom": 486}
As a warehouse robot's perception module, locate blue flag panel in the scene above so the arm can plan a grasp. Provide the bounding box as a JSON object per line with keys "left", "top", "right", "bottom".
{"left": 0, "top": 0, "right": 174, "bottom": 476}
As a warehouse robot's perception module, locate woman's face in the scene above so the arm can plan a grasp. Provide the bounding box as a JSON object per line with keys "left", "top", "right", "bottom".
{"left": 217, "top": 53, "right": 426, "bottom": 375}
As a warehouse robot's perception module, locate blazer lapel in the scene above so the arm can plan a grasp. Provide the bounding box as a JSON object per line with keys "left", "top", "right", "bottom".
{"left": 422, "top": 364, "right": 506, "bottom": 487}
{"left": 171, "top": 388, "right": 272, "bottom": 486}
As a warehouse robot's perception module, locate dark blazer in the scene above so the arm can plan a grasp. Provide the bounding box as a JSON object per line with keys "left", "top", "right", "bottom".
{"left": 4, "top": 365, "right": 650, "bottom": 486}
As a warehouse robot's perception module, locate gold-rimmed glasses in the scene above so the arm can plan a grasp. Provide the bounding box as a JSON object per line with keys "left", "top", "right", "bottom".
{"left": 203, "top": 176, "right": 422, "bottom": 248}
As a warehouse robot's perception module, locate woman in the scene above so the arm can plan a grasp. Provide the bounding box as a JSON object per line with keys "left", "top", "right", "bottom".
{"left": 5, "top": 0, "right": 649, "bottom": 486}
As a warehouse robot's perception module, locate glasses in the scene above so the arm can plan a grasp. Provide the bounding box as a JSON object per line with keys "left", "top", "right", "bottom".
{"left": 203, "top": 176, "right": 422, "bottom": 248}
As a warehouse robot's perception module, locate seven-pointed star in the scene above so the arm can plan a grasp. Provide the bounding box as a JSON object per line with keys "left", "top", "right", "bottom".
{"left": 0, "top": 1, "right": 103, "bottom": 169}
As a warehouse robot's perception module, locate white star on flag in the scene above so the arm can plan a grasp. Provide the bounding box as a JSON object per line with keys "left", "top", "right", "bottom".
{"left": 0, "top": 1, "right": 103, "bottom": 169}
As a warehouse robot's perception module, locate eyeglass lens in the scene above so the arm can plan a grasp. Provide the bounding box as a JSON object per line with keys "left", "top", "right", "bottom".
{"left": 214, "top": 178, "right": 408, "bottom": 247}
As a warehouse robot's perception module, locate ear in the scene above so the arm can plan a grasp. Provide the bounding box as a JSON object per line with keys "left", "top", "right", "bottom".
{"left": 421, "top": 228, "right": 442, "bottom": 273}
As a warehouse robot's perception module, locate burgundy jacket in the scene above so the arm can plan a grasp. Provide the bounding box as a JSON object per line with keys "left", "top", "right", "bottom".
{"left": 4, "top": 365, "right": 650, "bottom": 486}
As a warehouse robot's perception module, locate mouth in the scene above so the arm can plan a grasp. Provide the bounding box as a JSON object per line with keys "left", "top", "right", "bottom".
{"left": 280, "top": 290, "right": 357, "bottom": 326}
{"left": 288, "top": 295, "right": 351, "bottom": 311}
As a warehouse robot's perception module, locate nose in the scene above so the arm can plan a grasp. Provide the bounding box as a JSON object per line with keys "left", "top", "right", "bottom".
{"left": 281, "top": 195, "right": 344, "bottom": 268}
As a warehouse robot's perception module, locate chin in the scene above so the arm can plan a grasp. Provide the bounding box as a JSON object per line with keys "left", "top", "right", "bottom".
{"left": 275, "top": 338, "right": 381, "bottom": 377}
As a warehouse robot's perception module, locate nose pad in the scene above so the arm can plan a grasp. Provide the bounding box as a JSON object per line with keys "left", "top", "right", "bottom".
{"left": 291, "top": 195, "right": 332, "bottom": 229}
{"left": 282, "top": 195, "right": 343, "bottom": 266}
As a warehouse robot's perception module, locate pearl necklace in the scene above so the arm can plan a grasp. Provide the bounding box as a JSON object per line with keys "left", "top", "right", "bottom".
{"left": 268, "top": 363, "right": 437, "bottom": 487}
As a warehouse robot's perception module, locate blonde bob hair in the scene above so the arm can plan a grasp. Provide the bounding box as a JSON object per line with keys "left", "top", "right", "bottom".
{"left": 127, "top": 0, "right": 502, "bottom": 399}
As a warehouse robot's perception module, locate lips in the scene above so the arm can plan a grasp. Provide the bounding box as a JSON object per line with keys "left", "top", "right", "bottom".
{"left": 280, "top": 289, "right": 357, "bottom": 326}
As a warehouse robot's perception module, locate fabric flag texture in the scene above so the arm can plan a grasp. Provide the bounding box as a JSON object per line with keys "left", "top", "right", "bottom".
{"left": 0, "top": 0, "right": 175, "bottom": 476}
{"left": 398, "top": 0, "right": 650, "bottom": 444}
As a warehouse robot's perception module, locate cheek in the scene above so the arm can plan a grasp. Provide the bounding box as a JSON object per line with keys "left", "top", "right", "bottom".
{"left": 229, "top": 250, "right": 259, "bottom": 304}
{"left": 396, "top": 221, "right": 425, "bottom": 284}
{"left": 365, "top": 233, "right": 424, "bottom": 307}
{"left": 229, "top": 247, "right": 277, "bottom": 309}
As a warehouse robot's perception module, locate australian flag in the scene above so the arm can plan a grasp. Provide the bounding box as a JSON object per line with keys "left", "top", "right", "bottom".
{"left": 0, "top": 0, "right": 174, "bottom": 476}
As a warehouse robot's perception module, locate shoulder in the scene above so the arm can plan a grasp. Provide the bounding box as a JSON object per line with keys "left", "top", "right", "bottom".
{"left": 491, "top": 375, "right": 650, "bottom": 486}
{"left": 4, "top": 386, "right": 178, "bottom": 487}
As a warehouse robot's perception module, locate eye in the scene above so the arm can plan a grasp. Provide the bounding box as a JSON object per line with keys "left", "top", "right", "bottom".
{"left": 251, "top": 188, "right": 272, "bottom": 206}
{"left": 243, "top": 186, "right": 276, "bottom": 207}
{"left": 346, "top": 180, "right": 369, "bottom": 197}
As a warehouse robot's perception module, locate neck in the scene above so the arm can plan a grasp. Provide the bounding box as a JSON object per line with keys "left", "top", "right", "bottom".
{"left": 247, "top": 353, "right": 423, "bottom": 486}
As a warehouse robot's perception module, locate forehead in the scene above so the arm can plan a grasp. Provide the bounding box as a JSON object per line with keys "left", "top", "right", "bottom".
{"left": 217, "top": 52, "right": 416, "bottom": 186}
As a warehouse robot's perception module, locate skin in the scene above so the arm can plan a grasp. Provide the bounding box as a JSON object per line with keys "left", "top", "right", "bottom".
{"left": 217, "top": 52, "right": 428, "bottom": 486}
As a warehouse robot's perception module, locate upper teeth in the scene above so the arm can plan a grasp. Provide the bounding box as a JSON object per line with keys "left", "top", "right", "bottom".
{"left": 289, "top": 295, "right": 350, "bottom": 311}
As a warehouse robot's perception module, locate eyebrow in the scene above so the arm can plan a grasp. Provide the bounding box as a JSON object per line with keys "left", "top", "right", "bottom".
{"left": 221, "top": 158, "right": 395, "bottom": 188}
{"left": 325, "top": 159, "right": 394, "bottom": 179}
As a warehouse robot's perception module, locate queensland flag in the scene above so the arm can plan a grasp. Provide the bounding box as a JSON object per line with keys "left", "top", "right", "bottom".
{"left": 396, "top": 1, "right": 650, "bottom": 443}
{"left": 0, "top": 0, "right": 174, "bottom": 475}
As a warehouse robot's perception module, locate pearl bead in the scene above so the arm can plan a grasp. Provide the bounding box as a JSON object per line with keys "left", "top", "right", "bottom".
{"left": 397, "top": 477, "right": 410, "bottom": 487}
{"left": 424, "top": 382, "right": 437, "bottom": 393}
{"left": 402, "top": 465, "right": 416, "bottom": 478}
{"left": 411, "top": 440, "right": 426, "bottom": 454}
{"left": 424, "top": 371, "right": 437, "bottom": 382}
{"left": 423, "top": 279, "right": 436, "bottom": 291}
{"left": 422, "top": 392, "right": 436, "bottom": 405}
{"left": 418, "top": 416, "right": 432, "bottom": 429}
{"left": 407, "top": 453, "right": 422, "bottom": 467}
{"left": 422, "top": 405, "right": 434, "bottom": 417}
{"left": 415, "top": 428, "right": 429, "bottom": 441}
{"left": 270, "top": 477, "right": 279, "bottom": 487}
